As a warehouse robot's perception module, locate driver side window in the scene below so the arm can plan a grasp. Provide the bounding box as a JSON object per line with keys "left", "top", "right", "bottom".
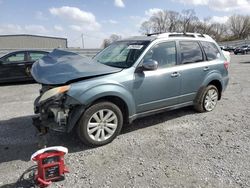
{"left": 4, "top": 52, "right": 25, "bottom": 63}
{"left": 143, "top": 41, "right": 177, "bottom": 68}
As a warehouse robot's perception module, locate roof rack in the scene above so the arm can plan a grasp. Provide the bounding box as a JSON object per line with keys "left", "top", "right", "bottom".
{"left": 168, "top": 33, "right": 195, "bottom": 38}
{"left": 146, "top": 32, "right": 208, "bottom": 39}
{"left": 146, "top": 32, "right": 205, "bottom": 38}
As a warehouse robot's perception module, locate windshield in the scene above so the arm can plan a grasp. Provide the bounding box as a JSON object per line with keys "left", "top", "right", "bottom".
{"left": 93, "top": 40, "right": 150, "bottom": 68}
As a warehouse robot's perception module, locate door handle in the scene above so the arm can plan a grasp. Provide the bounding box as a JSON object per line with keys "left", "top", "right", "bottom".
{"left": 203, "top": 66, "right": 209, "bottom": 71}
{"left": 17, "top": 63, "right": 25, "bottom": 66}
{"left": 171, "top": 72, "right": 180, "bottom": 77}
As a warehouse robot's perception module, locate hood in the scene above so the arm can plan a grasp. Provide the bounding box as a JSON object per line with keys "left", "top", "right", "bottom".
{"left": 31, "top": 49, "right": 122, "bottom": 85}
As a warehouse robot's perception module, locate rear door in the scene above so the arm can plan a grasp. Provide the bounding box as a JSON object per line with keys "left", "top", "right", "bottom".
{"left": 178, "top": 40, "right": 221, "bottom": 103}
{"left": 26, "top": 51, "right": 48, "bottom": 78}
{"left": 177, "top": 41, "right": 206, "bottom": 103}
{"left": 0, "top": 52, "right": 27, "bottom": 82}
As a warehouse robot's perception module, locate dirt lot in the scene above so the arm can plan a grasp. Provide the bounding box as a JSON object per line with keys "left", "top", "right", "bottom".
{"left": 0, "top": 55, "right": 250, "bottom": 188}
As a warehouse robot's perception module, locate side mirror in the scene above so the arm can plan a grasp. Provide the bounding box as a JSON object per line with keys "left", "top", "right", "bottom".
{"left": 142, "top": 59, "right": 158, "bottom": 71}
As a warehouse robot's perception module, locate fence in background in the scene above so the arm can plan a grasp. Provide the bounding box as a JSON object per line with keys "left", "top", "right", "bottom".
{"left": 0, "top": 48, "right": 101, "bottom": 58}
{"left": 218, "top": 39, "right": 250, "bottom": 47}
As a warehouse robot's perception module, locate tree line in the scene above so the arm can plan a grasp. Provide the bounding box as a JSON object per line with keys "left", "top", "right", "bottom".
{"left": 140, "top": 9, "right": 250, "bottom": 42}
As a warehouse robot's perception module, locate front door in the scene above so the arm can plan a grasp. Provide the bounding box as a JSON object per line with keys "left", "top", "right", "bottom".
{"left": 0, "top": 52, "right": 27, "bottom": 82}
{"left": 133, "top": 41, "right": 181, "bottom": 113}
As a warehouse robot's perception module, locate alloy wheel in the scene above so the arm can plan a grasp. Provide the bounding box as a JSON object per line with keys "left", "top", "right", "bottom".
{"left": 87, "top": 109, "right": 118, "bottom": 142}
{"left": 204, "top": 88, "right": 218, "bottom": 111}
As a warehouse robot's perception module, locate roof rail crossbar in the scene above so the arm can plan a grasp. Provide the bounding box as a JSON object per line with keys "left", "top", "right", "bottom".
{"left": 146, "top": 32, "right": 163, "bottom": 36}
{"left": 183, "top": 32, "right": 196, "bottom": 37}
{"left": 168, "top": 33, "right": 195, "bottom": 38}
{"left": 197, "top": 33, "right": 205, "bottom": 38}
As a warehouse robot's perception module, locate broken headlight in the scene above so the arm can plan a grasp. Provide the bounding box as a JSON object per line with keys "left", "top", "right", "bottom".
{"left": 39, "top": 85, "right": 70, "bottom": 104}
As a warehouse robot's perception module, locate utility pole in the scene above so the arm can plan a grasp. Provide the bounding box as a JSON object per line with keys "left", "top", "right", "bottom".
{"left": 81, "top": 34, "right": 84, "bottom": 49}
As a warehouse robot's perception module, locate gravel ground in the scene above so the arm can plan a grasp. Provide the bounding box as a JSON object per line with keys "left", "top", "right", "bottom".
{"left": 0, "top": 55, "right": 250, "bottom": 188}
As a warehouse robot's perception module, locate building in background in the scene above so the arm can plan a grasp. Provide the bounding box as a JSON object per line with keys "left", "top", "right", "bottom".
{"left": 0, "top": 34, "right": 67, "bottom": 49}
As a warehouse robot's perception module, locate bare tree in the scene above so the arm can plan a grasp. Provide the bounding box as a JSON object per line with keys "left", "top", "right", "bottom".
{"left": 102, "top": 34, "right": 122, "bottom": 48}
{"left": 140, "top": 10, "right": 182, "bottom": 34}
{"left": 139, "top": 9, "right": 250, "bottom": 42}
{"left": 109, "top": 34, "right": 122, "bottom": 42}
{"left": 195, "top": 17, "right": 213, "bottom": 34}
{"left": 211, "top": 23, "right": 228, "bottom": 41}
{"left": 140, "top": 21, "right": 153, "bottom": 35}
{"left": 181, "top": 9, "right": 199, "bottom": 32}
{"left": 168, "top": 11, "right": 182, "bottom": 32}
{"left": 227, "top": 14, "right": 250, "bottom": 39}
{"left": 101, "top": 39, "right": 110, "bottom": 49}
{"left": 149, "top": 10, "right": 169, "bottom": 33}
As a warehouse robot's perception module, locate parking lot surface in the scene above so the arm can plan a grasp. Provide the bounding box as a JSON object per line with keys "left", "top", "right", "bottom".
{"left": 0, "top": 55, "right": 250, "bottom": 188}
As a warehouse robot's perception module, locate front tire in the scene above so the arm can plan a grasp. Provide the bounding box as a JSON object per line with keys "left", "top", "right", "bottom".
{"left": 194, "top": 85, "right": 219, "bottom": 113}
{"left": 77, "top": 101, "right": 123, "bottom": 147}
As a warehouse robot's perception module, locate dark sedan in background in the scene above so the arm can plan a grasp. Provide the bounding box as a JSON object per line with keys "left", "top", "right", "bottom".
{"left": 234, "top": 45, "right": 250, "bottom": 55}
{"left": 0, "top": 50, "right": 48, "bottom": 83}
{"left": 220, "top": 46, "right": 236, "bottom": 52}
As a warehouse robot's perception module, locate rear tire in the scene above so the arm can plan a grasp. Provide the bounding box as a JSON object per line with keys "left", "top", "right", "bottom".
{"left": 77, "top": 101, "right": 123, "bottom": 147}
{"left": 194, "top": 85, "right": 219, "bottom": 113}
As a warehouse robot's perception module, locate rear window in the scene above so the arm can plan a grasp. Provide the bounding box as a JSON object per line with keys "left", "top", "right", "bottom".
{"left": 179, "top": 41, "right": 203, "bottom": 64}
{"left": 201, "top": 41, "right": 220, "bottom": 61}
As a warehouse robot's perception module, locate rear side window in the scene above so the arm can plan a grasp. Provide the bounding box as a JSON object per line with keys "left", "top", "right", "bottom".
{"left": 179, "top": 41, "right": 203, "bottom": 64}
{"left": 29, "top": 52, "right": 47, "bottom": 61}
{"left": 200, "top": 41, "right": 220, "bottom": 61}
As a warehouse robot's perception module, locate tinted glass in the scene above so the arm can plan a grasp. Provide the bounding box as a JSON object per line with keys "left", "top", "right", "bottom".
{"left": 180, "top": 41, "right": 203, "bottom": 64}
{"left": 201, "top": 41, "right": 220, "bottom": 61}
{"left": 5, "top": 52, "right": 25, "bottom": 62}
{"left": 29, "top": 52, "right": 47, "bottom": 61}
{"left": 143, "top": 41, "right": 177, "bottom": 68}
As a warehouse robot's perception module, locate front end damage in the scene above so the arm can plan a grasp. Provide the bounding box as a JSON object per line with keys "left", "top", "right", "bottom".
{"left": 32, "top": 85, "right": 84, "bottom": 136}
{"left": 30, "top": 49, "right": 122, "bottom": 142}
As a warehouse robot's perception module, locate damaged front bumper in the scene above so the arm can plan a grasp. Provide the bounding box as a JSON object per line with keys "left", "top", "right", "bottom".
{"left": 33, "top": 85, "right": 85, "bottom": 134}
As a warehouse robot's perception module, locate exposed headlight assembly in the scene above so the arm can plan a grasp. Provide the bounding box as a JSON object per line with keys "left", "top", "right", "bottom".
{"left": 39, "top": 85, "right": 70, "bottom": 104}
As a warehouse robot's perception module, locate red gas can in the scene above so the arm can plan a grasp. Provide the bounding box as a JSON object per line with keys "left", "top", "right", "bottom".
{"left": 31, "top": 146, "right": 69, "bottom": 187}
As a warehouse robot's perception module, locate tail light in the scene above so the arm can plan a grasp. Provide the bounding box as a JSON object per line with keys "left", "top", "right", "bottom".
{"left": 224, "top": 61, "right": 229, "bottom": 70}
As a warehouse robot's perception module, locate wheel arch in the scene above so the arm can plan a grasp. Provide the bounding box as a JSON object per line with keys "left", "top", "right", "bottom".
{"left": 90, "top": 95, "right": 130, "bottom": 124}
{"left": 207, "top": 80, "right": 222, "bottom": 100}
{"left": 67, "top": 84, "right": 136, "bottom": 132}
{"left": 201, "top": 72, "right": 223, "bottom": 100}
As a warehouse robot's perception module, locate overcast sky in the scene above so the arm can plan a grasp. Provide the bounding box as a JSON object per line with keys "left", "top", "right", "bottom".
{"left": 0, "top": 0, "right": 250, "bottom": 48}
